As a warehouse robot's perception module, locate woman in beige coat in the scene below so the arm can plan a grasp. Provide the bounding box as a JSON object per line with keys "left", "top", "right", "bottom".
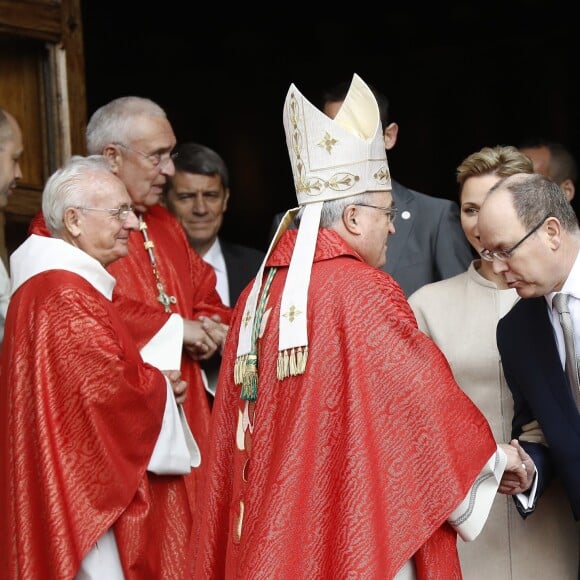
{"left": 408, "top": 145, "right": 578, "bottom": 579}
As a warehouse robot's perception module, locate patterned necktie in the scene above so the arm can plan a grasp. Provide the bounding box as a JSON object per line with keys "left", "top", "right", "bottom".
{"left": 552, "top": 293, "right": 580, "bottom": 411}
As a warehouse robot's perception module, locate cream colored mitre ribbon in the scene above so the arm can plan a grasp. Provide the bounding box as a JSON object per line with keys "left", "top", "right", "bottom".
{"left": 235, "top": 207, "right": 301, "bottom": 384}
{"left": 276, "top": 201, "right": 322, "bottom": 377}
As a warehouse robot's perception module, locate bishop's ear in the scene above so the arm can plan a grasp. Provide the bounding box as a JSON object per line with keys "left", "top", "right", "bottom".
{"left": 342, "top": 204, "right": 363, "bottom": 235}
{"left": 63, "top": 207, "right": 82, "bottom": 237}
{"left": 102, "top": 144, "right": 122, "bottom": 171}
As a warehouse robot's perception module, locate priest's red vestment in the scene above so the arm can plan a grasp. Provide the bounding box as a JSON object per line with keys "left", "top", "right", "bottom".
{"left": 106, "top": 205, "right": 231, "bottom": 448}
{"left": 194, "top": 229, "right": 497, "bottom": 579}
{"left": 0, "top": 267, "right": 192, "bottom": 578}
{"left": 30, "top": 205, "right": 232, "bottom": 522}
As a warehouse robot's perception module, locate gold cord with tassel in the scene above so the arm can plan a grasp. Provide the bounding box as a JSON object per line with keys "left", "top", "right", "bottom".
{"left": 239, "top": 267, "right": 277, "bottom": 401}
{"left": 139, "top": 216, "right": 176, "bottom": 312}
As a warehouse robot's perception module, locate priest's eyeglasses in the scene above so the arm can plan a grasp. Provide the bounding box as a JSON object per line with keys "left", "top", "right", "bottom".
{"left": 75, "top": 203, "right": 135, "bottom": 221}
{"left": 115, "top": 143, "right": 178, "bottom": 168}
{"left": 480, "top": 213, "right": 550, "bottom": 262}
{"left": 354, "top": 203, "right": 398, "bottom": 223}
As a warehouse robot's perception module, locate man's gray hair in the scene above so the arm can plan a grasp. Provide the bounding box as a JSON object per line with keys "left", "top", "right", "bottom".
{"left": 86, "top": 96, "right": 167, "bottom": 154}
{"left": 319, "top": 192, "right": 385, "bottom": 228}
{"left": 42, "top": 155, "right": 113, "bottom": 236}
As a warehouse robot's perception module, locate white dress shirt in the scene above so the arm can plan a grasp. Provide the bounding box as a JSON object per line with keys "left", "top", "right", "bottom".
{"left": 0, "top": 258, "right": 11, "bottom": 346}
{"left": 546, "top": 248, "right": 580, "bottom": 366}
{"left": 203, "top": 238, "right": 230, "bottom": 306}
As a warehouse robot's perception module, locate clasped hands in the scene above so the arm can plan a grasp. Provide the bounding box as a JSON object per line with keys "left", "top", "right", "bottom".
{"left": 183, "top": 314, "right": 229, "bottom": 361}
{"left": 498, "top": 439, "right": 534, "bottom": 495}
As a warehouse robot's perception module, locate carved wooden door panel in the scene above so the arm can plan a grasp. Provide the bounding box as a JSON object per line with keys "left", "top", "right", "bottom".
{"left": 0, "top": 0, "right": 86, "bottom": 262}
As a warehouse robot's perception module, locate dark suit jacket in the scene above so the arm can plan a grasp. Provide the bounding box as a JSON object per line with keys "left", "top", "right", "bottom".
{"left": 269, "top": 179, "right": 474, "bottom": 296}
{"left": 202, "top": 238, "right": 265, "bottom": 399}
{"left": 386, "top": 180, "right": 474, "bottom": 296}
{"left": 220, "top": 238, "right": 265, "bottom": 308}
{"left": 497, "top": 296, "right": 580, "bottom": 520}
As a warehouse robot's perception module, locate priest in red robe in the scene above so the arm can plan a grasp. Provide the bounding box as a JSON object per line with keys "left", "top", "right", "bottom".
{"left": 193, "top": 75, "right": 527, "bottom": 579}
{"left": 1, "top": 156, "right": 198, "bottom": 578}
{"left": 29, "top": 97, "right": 233, "bottom": 545}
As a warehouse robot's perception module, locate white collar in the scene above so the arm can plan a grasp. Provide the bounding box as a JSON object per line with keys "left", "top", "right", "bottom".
{"left": 203, "top": 237, "right": 226, "bottom": 273}
{"left": 10, "top": 234, "right": 116, "bottom": 299}
{"left": 546, "top": 248, "right": 580, "bottom": 309}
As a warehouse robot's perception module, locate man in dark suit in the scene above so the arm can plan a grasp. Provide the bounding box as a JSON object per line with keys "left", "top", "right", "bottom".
{"left": 270, "top": 81, "right": 474, "bottom": 297}
{"left": 478, "top": 173, "right": 580, "bottom": 566}
{"left": 164, "top": 142, "right": 265, "bottom": 398}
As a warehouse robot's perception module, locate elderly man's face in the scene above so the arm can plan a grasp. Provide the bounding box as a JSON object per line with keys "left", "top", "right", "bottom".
{"left": 478, "top": 190, "right": 560, "bottom": 298}
{"left": 0, "top": 112, "right": 23, "bottom": 208}
{"left": 72, "top": 173, "right": 139, "bottom": 267}
{"left": 349, "top": 191, "right": 396, "bottom": 269}
{"left": 112, "top": 115, "right": 177, "bottom": 213}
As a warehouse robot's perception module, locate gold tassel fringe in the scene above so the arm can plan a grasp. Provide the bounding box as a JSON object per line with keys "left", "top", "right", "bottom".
{"left": 277, "top": 346, "right": 308, "bottom": 380}
{"left": 234, "top": 354, "right": 248, "bottom": 385}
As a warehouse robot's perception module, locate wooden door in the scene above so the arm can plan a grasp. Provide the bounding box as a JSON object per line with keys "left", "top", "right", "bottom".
{"left": 0, "top": 0, "right": 86, "bottom": 263}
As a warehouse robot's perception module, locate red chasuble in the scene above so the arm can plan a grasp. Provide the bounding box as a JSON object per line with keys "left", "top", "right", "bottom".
{"left": 29, "top": 206, "right": 232, "bottom": 528}
{"left": 195, "top": 229, "right": 497, "bottom": 580}
{"left": 0, "top": 270, "right": 192, "bottom": 578}
{"left": 106, "top": 205, "right": 231, "bottom": 509}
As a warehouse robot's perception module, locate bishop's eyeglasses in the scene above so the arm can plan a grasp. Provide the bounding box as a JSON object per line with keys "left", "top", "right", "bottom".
{"left": 354, "top": 203, "right": 398, "bottom": 223}
{"left": 75, "top": 203, "right": 135, "bottom": 221}
{"left": 114, "top": 142, "right": 178, "bottom": 168}
{"left": 480, "top": 213, "right": 550, "bottom": 262}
